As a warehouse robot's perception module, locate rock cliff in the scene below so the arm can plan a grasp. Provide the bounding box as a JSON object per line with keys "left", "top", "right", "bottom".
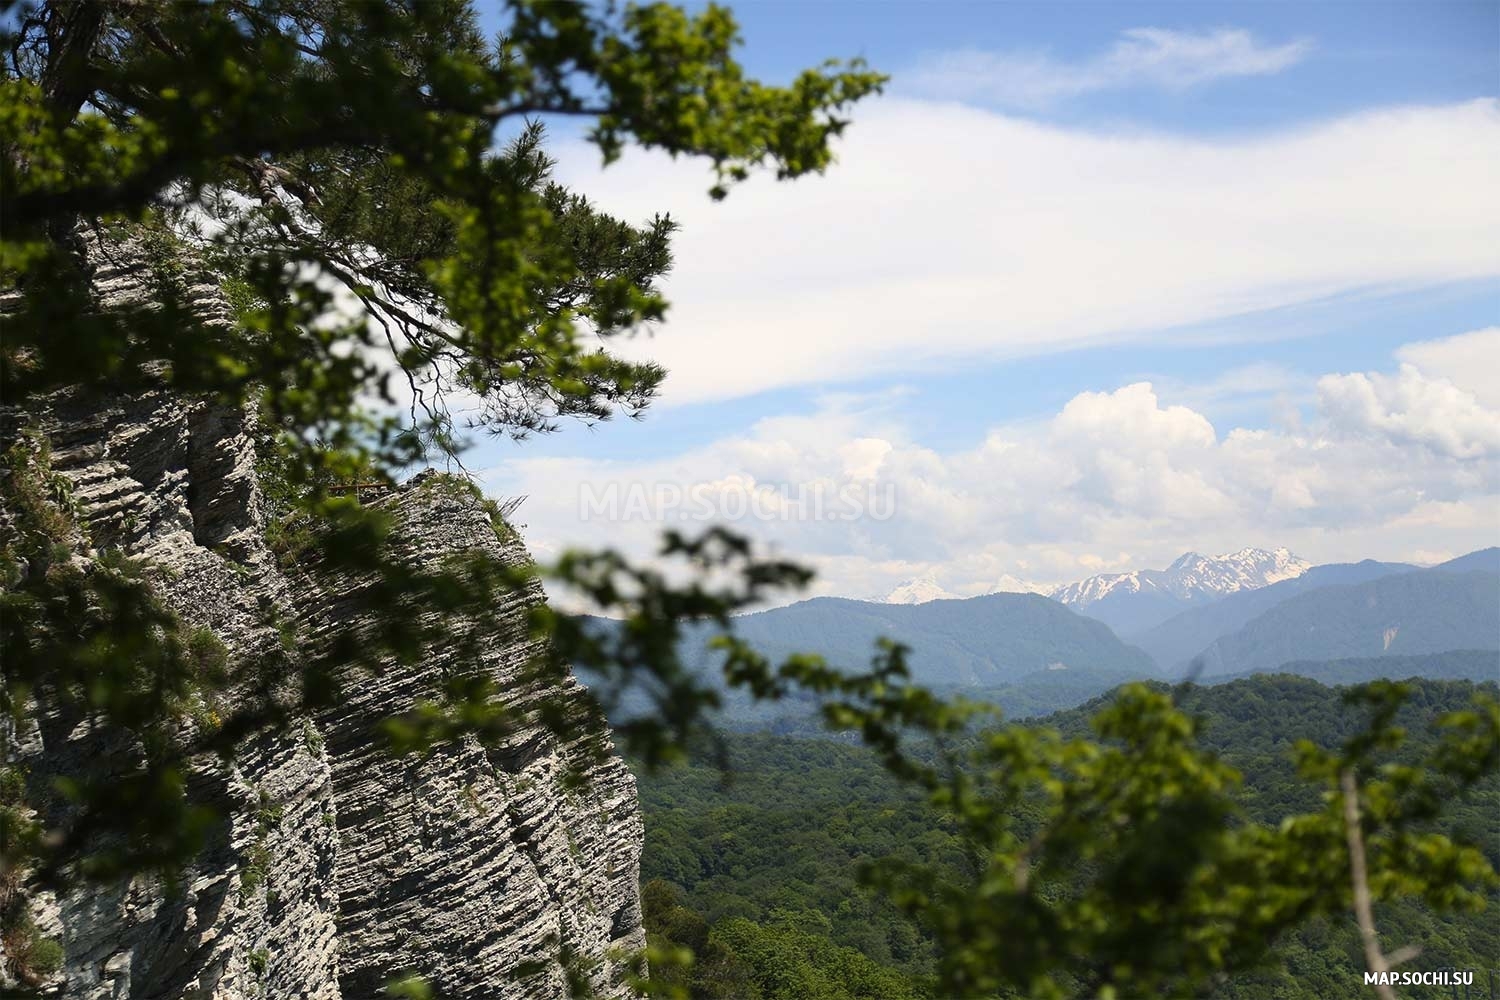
{"left": 0, "top": 236, "right": 645, "bottom": 998}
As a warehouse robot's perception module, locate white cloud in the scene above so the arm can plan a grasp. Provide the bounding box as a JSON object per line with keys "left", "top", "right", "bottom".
{"left": 1045, "top": 383, "right": 1231, "bottom": 518}
{"left": 908, "top": 28, "right": 1311, "bottom": 107}
{"left": 1395, "top": 327, "right": 1500, "bottom": 409}
{"left": 1318, "top": 363, "right": 1500, "bottom": 460}
{"left": 486, "top": 344, "right": 1500, "bottom": 605}
{"left": 554, "top": 98, "right": 1500, "bottom": 407}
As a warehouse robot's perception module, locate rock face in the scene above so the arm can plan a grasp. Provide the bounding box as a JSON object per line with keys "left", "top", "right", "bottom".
{"left": 0, "top": 236, "right": 644, "bottom": 998}
{"left": 309, "top": 477, "right": 645, "bottom": 1000}
{"left": 4, "top": 384, "right": 345, "bottom": 1000}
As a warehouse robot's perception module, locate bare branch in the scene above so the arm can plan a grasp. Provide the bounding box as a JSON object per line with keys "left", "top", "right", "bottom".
{"left": 1343, "top": 768, "right": 1417, "bottom": 1000}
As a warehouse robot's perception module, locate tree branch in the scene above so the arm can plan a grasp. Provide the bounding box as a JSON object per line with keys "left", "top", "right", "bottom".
{"left": 1343, "top": 767, "right": 1415, "bottom": 1000}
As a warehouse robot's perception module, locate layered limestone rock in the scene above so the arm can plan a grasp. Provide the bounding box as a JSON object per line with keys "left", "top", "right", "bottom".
{"left": 5, "top": 386, "right": 343, "bottom": 1000}
{"left": 310, "top": 477, "right": 645, "bottom": 999}
{"left": 1, "top": 236, "right": 645, "bottom": 998}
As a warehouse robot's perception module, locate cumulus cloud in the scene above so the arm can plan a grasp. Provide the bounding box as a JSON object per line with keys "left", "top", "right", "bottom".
{"left": 1318, "top": 364, "right": 1500, "bottom": 460}
{"left": 1395, "top": 327, "right": 1500, "bottom": 409}
{"left": 1046, "top": 383, "right": 1230, "bottom": 518}
{"left": 552, "top": 98, "right": 1500, "bottom": 406}
{"left": 485, "top": 344, "right": 1500, "bottom": 605}
{"left": 908, "top": 28, "right": 1311, "bottom": 107}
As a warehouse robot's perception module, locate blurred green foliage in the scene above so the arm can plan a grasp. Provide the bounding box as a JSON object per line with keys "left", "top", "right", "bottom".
{"left": 638, "top": 675, "right": 1500, "bottom": 999}
{"left": 1, "top": 2, "right": 1495, "bottom": 997}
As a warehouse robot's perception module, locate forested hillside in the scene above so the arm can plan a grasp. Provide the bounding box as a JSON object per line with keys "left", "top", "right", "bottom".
{"left": 1129, "top": 559, "right": 1416, "bottom": 672}
{"left": 1193, "top": 570, "right": 1500, "bottom": 676}
{"left": 1211, "top": 649, "right": 1498, "bottom": 687}
{"left": 582, "top": 592, "right": 1156, "bottom": 694}
{"left": 581, "top": 594, "right": 1160, "bottom": 739}
{"left": 1429, "top": 548, "right": 1500, "bottom": 574}
{"left": 693, "top": 665, "right": 1156, "bottom": 737}
{"left": 636, "top": 675, "right": 1500, "bottom": 999}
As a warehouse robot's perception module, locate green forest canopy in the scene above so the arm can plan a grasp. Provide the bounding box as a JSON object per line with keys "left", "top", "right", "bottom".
{"left": 637, "top": 675, "right": 1500, "bottom": 999}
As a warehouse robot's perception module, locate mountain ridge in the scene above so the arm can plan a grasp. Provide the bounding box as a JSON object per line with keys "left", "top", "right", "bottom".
{"left": 593, "top": 591, "right": 1159, "bottom": 691}
{"left": 883, "top": 546, "right": 1308, "bottom": 614}
{"left": 1129, "top": 558, "right": 1419, "bottom": 671}
{"left": 1191, "top": 562, "right": 1500, "bottom": 677}
{"left": 882, "top": 571, "right": 1047, "bottom": 605}
{"left": 1047, "top": 546, "right": 1312, "bottom": 633}
{"left": 1050, "top": 546, "right": 1310, "bottom": 605}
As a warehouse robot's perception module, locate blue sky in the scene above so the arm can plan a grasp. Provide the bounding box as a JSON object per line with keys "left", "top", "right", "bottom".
{"left": 713, "top": 1, "right": 1497, "bottom": 127}
{"left": 471, "top": 1, "right": 1500, "bottom": 602}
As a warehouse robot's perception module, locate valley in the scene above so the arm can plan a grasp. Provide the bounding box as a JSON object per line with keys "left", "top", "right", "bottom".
{"left": 628, "top": 544, "right": 1500, "bottom": 997}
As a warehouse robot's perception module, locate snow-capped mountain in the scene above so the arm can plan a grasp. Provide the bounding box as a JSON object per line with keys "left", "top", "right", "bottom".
{"left": 1047, "top": 547, "right": 1311, "bottom": 634}
{"left": 1050, "top": 547, "right": 1310, "bottom": 607}
{"left": 884, "top": 572, "right": 1048, "bottom": 604}
{"left": 884, "top": 573, "right": 960, "bottom": 605}
{"left": 986, "top": 574, "right": 1050, "bottom": 596}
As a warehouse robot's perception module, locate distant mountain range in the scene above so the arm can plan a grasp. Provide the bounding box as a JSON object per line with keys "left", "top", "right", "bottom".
{"left": 1207, "top": 649, "right": 1498, "bottom": 688}
{"left": 1127, "top": 558, "right": 1417, "bottom": 670}
{"left": 584, "top": 546, "right": 1499, "bottom": 731}
{"left": 703, "top": 593, "right": 1156, "bottom": 686}
{"left": 883, "top": 572, "right": 1046, "bottom": 605}
{"left": 1188, "top": 555, "right": 1500, "bottom": 677}
{"left": 882, "top": 547, "right": 1311, "bottom": 635}
{"left": 585, "top": 591, "right": 1156, "bottom": 697}
{"left": 870, "top": 549, "right": 1498, "bottom": 687}
{"left": 1046, "top": 547, "right": 1312, "bottom": 633}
